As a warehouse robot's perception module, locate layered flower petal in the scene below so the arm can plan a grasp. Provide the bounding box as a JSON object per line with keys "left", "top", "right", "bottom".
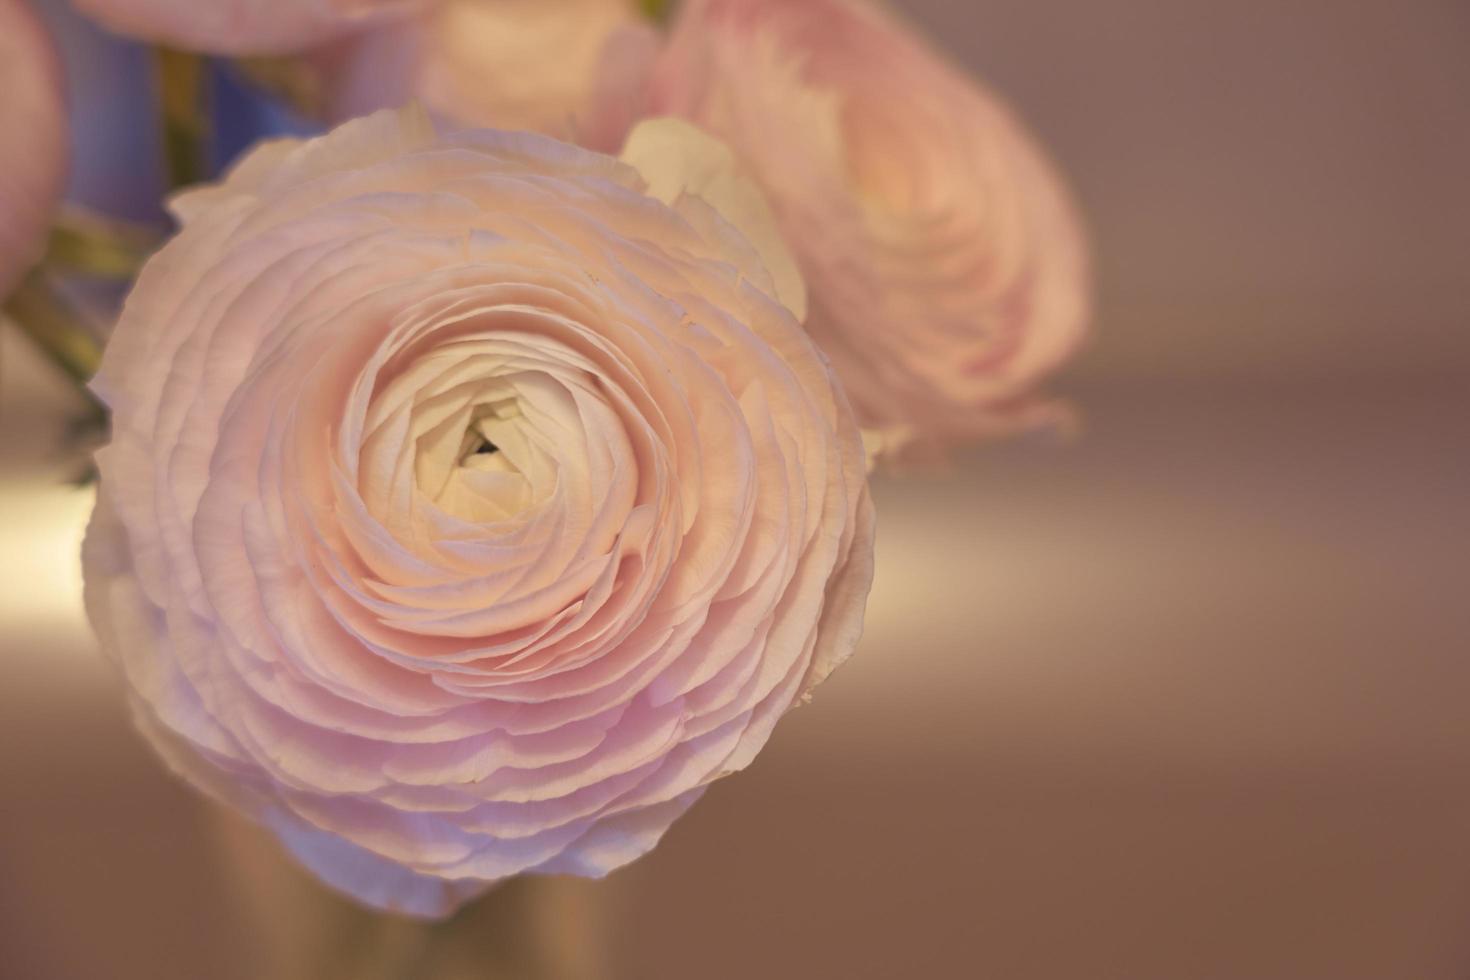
{"left": 319, "top": 0, "right": 660, "bottom": 150}
{"left": 647, "top": 0, "right": 1092, "bottom": 455}
{"left": 83, "top": 109, "right": 874, "bottom": 916}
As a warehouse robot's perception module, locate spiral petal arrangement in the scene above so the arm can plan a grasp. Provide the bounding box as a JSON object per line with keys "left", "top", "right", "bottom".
{"left": 83, "top": 110, "right": 874, "bottom": 916}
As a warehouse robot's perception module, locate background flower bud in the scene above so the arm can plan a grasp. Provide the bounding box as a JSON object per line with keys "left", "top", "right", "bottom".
{"left": 647, "top": 0, "right": 1092, "bottom": 456}
{"left": 317, "top": 0, "right": 660, "bottom": 151}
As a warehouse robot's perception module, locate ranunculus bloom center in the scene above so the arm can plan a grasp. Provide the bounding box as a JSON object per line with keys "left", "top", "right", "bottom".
{"left": 389, "top": 344, "right": 571, "bottom": 525}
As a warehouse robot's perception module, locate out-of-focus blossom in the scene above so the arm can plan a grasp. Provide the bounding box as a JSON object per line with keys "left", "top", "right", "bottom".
{"left": 82, "top": 109, "right": 874, "bottom": 916}
{"left": 647, "top": 0, "right": 1091, "bottom": 455}
{"left": 0, "top": 0, "right": 67, "bottom": 298}
{"left": 72, "top": 0, "right": 431, "bottom": 56}
{"left": 318, "top": 0, "right": 659, "bottom": 150}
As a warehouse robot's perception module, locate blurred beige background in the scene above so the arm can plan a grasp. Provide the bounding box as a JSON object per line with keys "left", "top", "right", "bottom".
{"left": 3, "top": 1, "right": 1469, "bottom": 978}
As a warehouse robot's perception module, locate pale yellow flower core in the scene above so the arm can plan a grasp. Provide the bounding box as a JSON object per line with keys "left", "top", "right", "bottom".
{"left": 410, "top": 379, "right": 554, "bottom": 524}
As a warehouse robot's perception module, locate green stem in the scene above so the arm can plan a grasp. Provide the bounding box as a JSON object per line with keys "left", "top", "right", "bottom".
{"left": 310, "top": 907, "right": 464, "bottom": 980}
{"left": 306, "top": 878, "right": 577, "bottom": 980}
{"left": 386, "top": 915, "right": 458, "bottom": 980}
{"left": 232, "top": 56, "right": 325, "bottom": 118}
{"left": 45, "top": 207, "right": 158, "bottom": 280}
{"left": 155, "top": 48, "right": 211, "bottom": 189}
{"left": 640, "top": 0, "right": 677, "bottom": 24}
{"left": 2, "top": 271, "right": 108, "bottom": 423}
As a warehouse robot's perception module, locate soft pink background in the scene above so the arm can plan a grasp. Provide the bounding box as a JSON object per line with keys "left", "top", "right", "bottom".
{"left": 2, "top": 1, "right": 1468, "bottom": 977}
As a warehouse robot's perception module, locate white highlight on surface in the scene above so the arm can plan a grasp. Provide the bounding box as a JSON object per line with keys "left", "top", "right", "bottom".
{"left": 0, "top": 479, "right": 94, "bottom": 634}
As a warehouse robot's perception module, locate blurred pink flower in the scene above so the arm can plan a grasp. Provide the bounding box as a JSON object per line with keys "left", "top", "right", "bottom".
{"left": 83, "top": 110, "right": 873, "bottom": 916}
{"left": 318, "top": 0, "right": 659, "bottom": 151}
{"left": 72, "top": 0, "right": 430, "bottom": 56}
{"left": 0, "top": 0, "right": 67, "bottom": 299}
{"left": 647, "top": 0, "right": 1092, "bottom": 455}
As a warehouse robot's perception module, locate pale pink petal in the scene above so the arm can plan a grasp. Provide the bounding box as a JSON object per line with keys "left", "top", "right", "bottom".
{"left": 320, "top": 0, "right": 660, "bottom": 149}
{"left": 648, "top": 0, "right": 1092, "bottom": 456}
{"left": 83, "top": 109, "right": 874, "bottom": 916}
{"left": 73, "top": 0, "right": 431, "bottom": 56}
{"left": 622, "top": 117, "right": 807, "bottom": 320}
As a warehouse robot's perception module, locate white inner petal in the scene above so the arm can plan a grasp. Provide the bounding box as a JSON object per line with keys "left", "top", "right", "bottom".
{"left": 420, "top": 395, "right": 534, "bottom": 522}
{"left": 406, "top": 368, "right": 573, "bottom": 525}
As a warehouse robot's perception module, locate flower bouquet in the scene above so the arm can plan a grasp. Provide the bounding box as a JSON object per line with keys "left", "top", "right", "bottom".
{"left": 1, "top": 0, "right": 1090, "bottom": 973}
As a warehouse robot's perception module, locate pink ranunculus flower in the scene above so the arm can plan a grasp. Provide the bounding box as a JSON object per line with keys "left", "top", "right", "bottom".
{"left": 0, "top": 0, "right": 67, "bottom": 299}
{"left": 646, "top": 0, "right": 1092, "bottom": 456}
{"left": 82, "top": 109, "right": 874, "bottom": 917}
{"left": 72, "top": 0, "right": 431, "bottom": 56}
{"left": 318, "top": 0, "right": 660, "bottom": 151}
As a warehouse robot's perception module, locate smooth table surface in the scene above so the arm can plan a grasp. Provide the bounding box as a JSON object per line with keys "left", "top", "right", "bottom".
{"left": 3, "top": 329, "right": 1467, "bottom": 979}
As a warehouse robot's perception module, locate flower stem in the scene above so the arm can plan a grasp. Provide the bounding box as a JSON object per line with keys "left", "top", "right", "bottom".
{"left": 232, "top": 56, "right": 325, "bottom": 118}
{"left": 306, "top": 877, "right": 596, "bottom": 980}
{"left": 2, "top": 270, "right": 107, "bottom": 423}
{"left": 640, "top": 0, "right": 677, "bottom": 24}
{"left": 155, "top": 48, "right": 211, "bottom": 189}
{"left": 45, "top": 207, "right": 158, "bottom": 280}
